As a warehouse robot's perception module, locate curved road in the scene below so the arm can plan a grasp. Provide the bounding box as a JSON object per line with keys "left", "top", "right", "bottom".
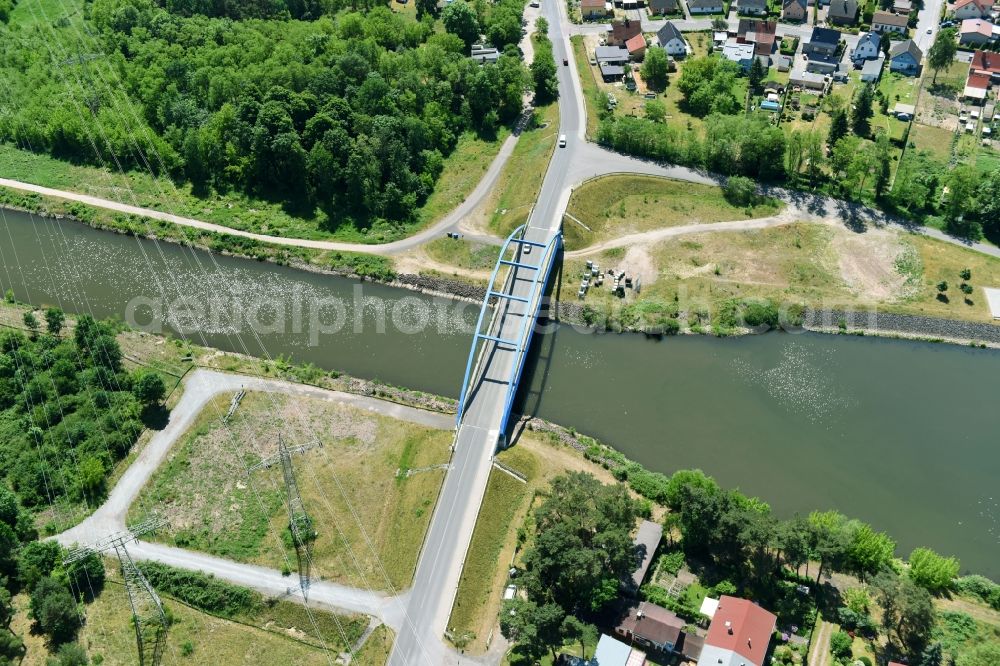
{"left": 55, "top": 368, "right": 453, "bottom": 630}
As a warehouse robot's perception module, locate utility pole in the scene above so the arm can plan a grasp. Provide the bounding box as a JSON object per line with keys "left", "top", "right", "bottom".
{"left": 64, "top": 517, "right": 169, "bottom": 666}
{"left": 278, "top": 435, "right": 315, "bottom": 597}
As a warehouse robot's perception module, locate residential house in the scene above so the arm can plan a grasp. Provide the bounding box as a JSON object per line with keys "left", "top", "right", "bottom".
{"left": 688, "top": 0, "right": 725, "bottom": 13}
{"left": 723, "top": 38, "right": 757, "bottom": 71}
{"left": 806, "top": 53, "right": 840, "bottom": 73}
{"left": 953, "top": 0, "right": 992, "bottom": 20}
{"left": 894, "top": 0, "right": 912, "bottom": 13}
{"left": 657, "top": 21, "right": 689, "bottom": 57}
{"left": 738, "top": 0, "right": 768, "bottom": 15}
{"left": 971, "top": 49, "right": 1000, "bottom": 79}
{"left": 593, "top": 634, "right": 647, "bottom": 666}
{"left": 470, "top": 45, "right": 500, "bottom": 64}
{"left": 861, "top": 55, "right": 885, "bottom": 82}
{"left": 964, "top": 71, "right": 990, "bottom": 102}
{"left": 782, "top": 0, "right": 808, "bottom": 21}
{"left": 828, "top": 0, "right": 859, "bottom": 25}
{"left": 581, "top": 0, "right": 611, "bottom": 18}
{"left": 696, "top": 596, "right": 778, "bottom": 666}
{"left": 737, "top": 18, "right": 778, "bottom": 56}
{"left": 789, "top": 67, "right": 829, "bottom": 90}
{"left": 872, "top": 10, "right": 909, "bottom": 33}
{"left": 648, "top": 0, "right": 679, "bottom": 14}
{"left": 616, "top": 602, "right": 686, "bottom": 654}
{"left": 960, "top": 18, "right": 995, "bottom": 45}
{"left": 852, "top": 31, "right": 882, "bottom": 63}
{"left": 889, "top": 38, "right": 922, "bottom": 74}
{"left": 804, "top": 26, "right": 842, "bottom": 56}
{"left": 608, "top": 18, "right": 642, "bottom": 46}
{"left": 626, "top": 33, "right": 648, "bottom": 60}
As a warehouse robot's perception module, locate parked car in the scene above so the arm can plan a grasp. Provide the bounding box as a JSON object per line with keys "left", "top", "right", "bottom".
{"left": 504, "top": 585, "right": 517, "bottom": 600}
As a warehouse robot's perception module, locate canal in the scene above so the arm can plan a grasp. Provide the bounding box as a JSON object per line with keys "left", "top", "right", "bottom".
{"left": 2, "top": 207, "right": 999, "bottom": 577}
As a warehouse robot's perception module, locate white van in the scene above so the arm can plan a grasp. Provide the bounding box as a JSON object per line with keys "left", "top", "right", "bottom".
{"left": 558, "top": 134, "right": 567, "bottom": 147}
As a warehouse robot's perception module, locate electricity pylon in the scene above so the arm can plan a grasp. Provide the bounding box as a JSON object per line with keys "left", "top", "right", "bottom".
{"left": 64, "top": 517, "right": 169, "bottom": 666}
{"left": 278, "top": 435, "right": 315, "bottom": 597}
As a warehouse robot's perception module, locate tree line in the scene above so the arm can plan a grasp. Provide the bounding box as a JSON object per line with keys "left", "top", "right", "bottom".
{"left": 0, "top": 0, "right": 530, "bottom": 236}
{"left": 0, "top": 310, "right": 166, "bottom": 510}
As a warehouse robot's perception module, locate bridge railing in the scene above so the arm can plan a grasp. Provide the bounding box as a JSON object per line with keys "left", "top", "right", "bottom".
{"left": 455, "top": 224, "right": 562, "bottom": 440}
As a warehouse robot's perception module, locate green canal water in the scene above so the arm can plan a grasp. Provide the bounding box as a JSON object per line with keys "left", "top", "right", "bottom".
{"left": 2, "top": 208, "right": 999, "bottom": 577}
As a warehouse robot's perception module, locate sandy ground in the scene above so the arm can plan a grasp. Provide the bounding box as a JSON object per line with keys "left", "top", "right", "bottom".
{"left": 832, "top": 226, "right": 909, "bottom": 302}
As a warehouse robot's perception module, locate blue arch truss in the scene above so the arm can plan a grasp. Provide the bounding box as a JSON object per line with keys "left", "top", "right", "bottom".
{"left": 455, "top": 224, "right": 562, "bottom": 436}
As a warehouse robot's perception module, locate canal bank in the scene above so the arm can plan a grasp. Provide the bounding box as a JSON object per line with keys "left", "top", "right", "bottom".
{"left": 2, "top": 206, "right": 999, "bottom": 578}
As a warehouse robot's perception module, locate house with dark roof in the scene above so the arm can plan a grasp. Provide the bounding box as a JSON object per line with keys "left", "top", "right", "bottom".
{"left": 616, "top": 602, "right": 686, "bottom": 654}
{"left": 954, "top": 0, "right": 992, "bottom": 20}
{"left": 738, "top": 0, "right": 768, "bottom": 14}
{"left": 737, "top": 18, "right": 778, "bottom": 57}
{"left": 608, "top": 18, "right": 643, "bottom": 45}
{"left": 804, "top": 26, "right": 842, "bottom": 57}
{"left": 648, "top": 0, "right": 679, "bottom": 14}
{"left": 872, "top": 10, "right": 909, "bottom": 33}
{"left": 852, "top": 31, "right": 882, "bottom": 62}
{"left": 827, "top": 0, "right": 858, "bottom": 25}
{"left": 688, "top": 0, "right": 725, "bottom": 13}
{"left": 782, "top": 0, "right": 808, "bottom": 21}
{"left": 889, "top": 38, "right": 922, "bottom": 74}
{"left": 696, "top": 596, "right": 777, "bottom": 666}
{"left": 657, "top": 21, "right": 689, "bottom": 56}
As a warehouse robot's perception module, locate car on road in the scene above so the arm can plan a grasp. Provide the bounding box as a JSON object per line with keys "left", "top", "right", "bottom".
{"left": 563, "top": 57, "right": 568, "bottom": 65}
{"left": 558, "top": 134, "right": 567, "bottom": 147}
{"left": 926, "top": 28, "right": 932, "bottom": 33}
{"left": 529, "top": 0, "right": 539, "bottom": 5}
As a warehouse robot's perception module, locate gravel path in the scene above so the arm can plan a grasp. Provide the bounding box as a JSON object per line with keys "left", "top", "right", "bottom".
{"left": 55, "top": 368, "right": 451, "bottom": 626}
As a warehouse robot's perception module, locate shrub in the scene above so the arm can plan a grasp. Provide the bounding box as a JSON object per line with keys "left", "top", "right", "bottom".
{"left": 908, "top": 547, "right": 959, "bottom": 594}
{"left": 137, "top": 562, "right": 260, "bottom": 619}
{"left": 723, "top": 176, "right": 758, "bottom": 206}
{"left": 829, "top": 630, "right": 852, "bottom": 660}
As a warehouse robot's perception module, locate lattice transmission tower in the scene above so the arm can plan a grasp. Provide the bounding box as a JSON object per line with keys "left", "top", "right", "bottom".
{"left": 64, "top": 517, "right": 169, "bottom": 666}
{"left": 278, "top": 434, "right": 315, "bottom": 597}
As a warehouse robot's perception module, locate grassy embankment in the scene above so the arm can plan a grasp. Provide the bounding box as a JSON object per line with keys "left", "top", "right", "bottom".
{"left": 0, "top": 129, "right": 508, "bottom": 244}
{"left": 417, "top": 102, "right": 559, "bottom": 277}
{"left": 562, "top": 175, "right": 783, "bottom": 251}
{"left": 447, "top": 433, "right": 617, "bottom": 655}
{"left": 128, "top": 391, "right": 452, "bottom": 591}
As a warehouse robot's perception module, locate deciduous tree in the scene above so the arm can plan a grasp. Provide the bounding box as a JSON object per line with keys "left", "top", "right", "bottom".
{"left": 908, "top": 547, "right": 959, "bottom": 593}
{"left": 641, "top": 47, "right": 670, "bottom": 92}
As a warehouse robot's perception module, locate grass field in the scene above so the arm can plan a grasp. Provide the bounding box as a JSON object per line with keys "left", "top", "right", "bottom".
{"left": 423, "top": 237, "right": 501, "bottom": 271}
{"left": 909, "top": 123, "right": 954, "bottom": 162}
{"left": 571, "top": 36, "right": 601, "bottom": 139}
{"left": 447, "top": 432, "right": 617, "bottom": 654}
{"left": 565, "top": 219, "right": 1000, "bottom": 332}
{"left": 487, "top": 103, "right": 560, "bottom": 239}
{"left": 0, "top": 126, "right": 505, "bottom": 244}
{"left": 563, "top": 175, "right": 783, "bottom": 251}
{"left": 129, "top": 391, "right": 452, "bottom": 591}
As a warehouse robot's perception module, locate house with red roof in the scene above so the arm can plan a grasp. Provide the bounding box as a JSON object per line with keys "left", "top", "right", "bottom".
{"left": 626, "top": 33, "right": 648, "bottom": 60}
{"left": 953, "top": 0, "right": 992, "bottom": 20}
{"left": 965, "top": 71, "right": 990, "bottom": 102}
{"left": 608, "top": 18, "right": 643, "bottom": 46}
{"left": 696, "top": 596, "right": 777, "bottom": 666}
{"left": 972, "top": 50, "right": 1000, "bottom": 79}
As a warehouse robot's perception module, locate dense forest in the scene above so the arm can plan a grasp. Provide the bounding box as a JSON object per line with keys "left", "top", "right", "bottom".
{"left": 0, "top": 312, "right": 165, "bottom": 510}
{"left": 0, "top": 0, "right": 529, "bottom": 235}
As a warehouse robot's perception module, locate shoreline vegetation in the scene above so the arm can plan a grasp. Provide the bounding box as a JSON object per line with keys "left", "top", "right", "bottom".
{"left": 3, "top": 191, "right": 1000, "bottom": 350}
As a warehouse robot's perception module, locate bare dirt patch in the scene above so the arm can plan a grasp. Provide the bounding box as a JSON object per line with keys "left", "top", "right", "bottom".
{"left": 832, "top": 227, "right": 909, "bottom": 303}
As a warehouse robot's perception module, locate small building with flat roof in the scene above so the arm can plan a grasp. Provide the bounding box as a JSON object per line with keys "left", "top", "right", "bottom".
{"left": 631, "top": 520, "right": 663, "bottom": 589}
{"left": 984, "top": 288, "right": 1000, "bottom": 319}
